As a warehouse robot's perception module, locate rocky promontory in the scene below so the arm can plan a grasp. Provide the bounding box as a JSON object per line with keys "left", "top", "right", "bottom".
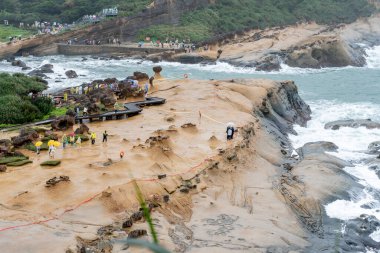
{"left": 0, "top": 78, "right": 363, "bottom": 252}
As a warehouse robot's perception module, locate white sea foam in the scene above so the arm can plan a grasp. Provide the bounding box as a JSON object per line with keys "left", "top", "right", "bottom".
{"left": 366, "top": 45, "right": 380, "bottom": 69}
{"left": 290, "top": 100, "right": 380, "bottom": 250}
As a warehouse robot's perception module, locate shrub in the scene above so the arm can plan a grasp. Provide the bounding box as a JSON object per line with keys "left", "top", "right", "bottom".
{"left": 0, "top": 73, "right": 51, "bottom": 124}
{"left": 0, "top": 156, "right": 27, "bottom": 165}
{"left": 7, "top": 160, "right": 33, "bottom": 166}
{"left": 41, "top": 160, "right": 61, "bottom": 166}
{"left": 32, "top": 97, "right": 54, "bottom": 115}
{"left": 0, "top": 95, "right": 42, "bottom": 124}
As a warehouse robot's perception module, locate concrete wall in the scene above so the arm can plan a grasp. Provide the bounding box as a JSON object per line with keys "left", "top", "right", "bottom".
{"left": 57, "top": 44, "right": 180, "bottom": 56}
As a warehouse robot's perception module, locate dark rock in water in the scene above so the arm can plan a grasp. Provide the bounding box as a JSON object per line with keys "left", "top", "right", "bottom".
{"left": 11, "top": 60, "right": 26, "bottom": 68}
{"left": 51, "top": 115, "right": 75, "bottom": 130}
{"left": 28, "top": 69, "right": 48, "bottom": 78}
{"left": 21, "top": 66, "right": 31, "bottom": 71}
{"left": 65, "top": 70, "right": 78, "bottom": 79}
{"left": 39, "top": 64, "right": 54, "bottom": 73}
{"left": 340, "top": 214, "right": 380, "bottom": 251}
{"left": 0, "top": 165, "right": 7, "bottom": 172}
{"left": 110, "top": 55, "right": 121, "bottom": 60}
{"left": 74, "top": 124, "right": 90, "bottom": 135}
{"left": 6, "top": 56, "right": 15, "bottom": 62}
{"left": 325, "top": 119, "right": 380, "bottom": 130}
{"left": 299, "top": 141, "right": 339, "bottom": 154}
{"left": 368, "top": 141, "right": 380, "bottom": 154}
{"left": 368, "top": 164, "right": 380, "bottom": 179}
{"left": 11, "top": 128, "right": 39, "bottom": 147}
{"left": 82, "top": 57, "right": 88, "bottom": 61}
{"left": 255, "top": 55, "right": 281, "bottom": 72}
{"left": 174, "top": 54, "right": 206, "bottom": 64}
{"left": 296, "top": 141, "right": 351, "bottom": 168}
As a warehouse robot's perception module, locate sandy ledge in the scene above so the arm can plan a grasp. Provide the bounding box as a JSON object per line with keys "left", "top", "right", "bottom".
{"left": 0, "top": 78, "right": 355, "bottom": 252}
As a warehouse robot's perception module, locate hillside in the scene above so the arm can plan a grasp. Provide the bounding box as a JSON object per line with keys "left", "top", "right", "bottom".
{"left": 138, "top": 0, "right": 375, "bottom": 42}
{"left": 0, "top": 0, "right": 151, "bottom": 24}
{"left": 0, "top": 0, "right": 375, "bottom": 43}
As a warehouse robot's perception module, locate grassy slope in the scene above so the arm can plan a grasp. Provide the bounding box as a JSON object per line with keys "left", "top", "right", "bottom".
{"left": 137, "top": 0, "right": 375, "bottom": 42}
{"left": 0, "top": 25, "right": 32, "bottom": 42}
{"left": 0, "top": 0, "right": 151, "bottom": 24}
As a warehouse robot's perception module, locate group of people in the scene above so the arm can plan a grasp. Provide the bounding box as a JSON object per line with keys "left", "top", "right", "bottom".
{"left": 62, "top": 134, "right": 82, "bottom": 148}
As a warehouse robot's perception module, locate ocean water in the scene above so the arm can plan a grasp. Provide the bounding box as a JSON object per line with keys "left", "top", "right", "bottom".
{"left": 1, "top": 45, "right": 380, "bottom": 250}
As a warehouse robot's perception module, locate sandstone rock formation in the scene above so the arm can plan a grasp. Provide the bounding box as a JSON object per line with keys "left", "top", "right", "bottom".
{"left": 325, "top": 119, "right": 380, "bottom": 130}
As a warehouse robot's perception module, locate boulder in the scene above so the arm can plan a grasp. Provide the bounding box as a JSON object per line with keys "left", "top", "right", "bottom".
{"left": 340, "top": 214, "right": 380, "bottom": 251}
{"left": 11, "top": 128, "right": 39, "bottom": 147}
{"left": 6, "top": 56, "right": 15, "bottom": 62}
{"left": 39, "top": 64, "right": 54, "bottom": 73}
{"left": 0, "top": 165, "right": 6, "bottom": 172}
{"left": 28, "top": 69, "right": 48, "bottom": 78}
{"left": 21, "top": 66, "right": 31, "bottom": 71}
{"left": 153, "top": 66, "right": 162, "bottom": 73}
{"left": 325, "top": 119, "right": 380, "bottom": 130}
{"left": 255, "top": 55, "right": 281, "bottom": 72}
{"left": 133, "top": 71, "right": 149, "bottom": 81}
{"left": 51, "top": 115, "right": 75, "bottom": 130}
{"left": 368, "top": 141, "right": 380, "bottom": 154}
{"left": 74, "top": 124, "right": 90, "bottom": 135}
{"left": 0, "top": 139, "right": 14, "bottom": 154}
{"left": 11, "top": 60, "right": 26, "bottom": 68}
{"left": 66, "top": 109, "right": 76, "bottom": 117}
{"left": 100, "top": 92, "right": 116, "bottom": 106}
{"left": 103, "top": 78, "right": 118, "bottom": 84}
{"left": 153, "top": 66, "right": 163, "bottom": 79}
{"left": 65, "top": 70, "right": 78, "bottom": 79}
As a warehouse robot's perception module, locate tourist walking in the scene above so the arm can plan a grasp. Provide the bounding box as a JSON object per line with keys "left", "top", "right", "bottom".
{"left": 102, "top": 130, "right": 108, "bottom": 142}
{"left": 226, "top": 122, "right": 235, "bottom": 140}
{"left": 91, "top": 132, "right": 96, "bottom": 145}
{"left": 62, "top": 134, "right": 68, "bottom": 149}
{"left": 83, "top": 107, "right": 88, "bottom": 116}
{"left": 48, "top": 145, "right": 55, "bottom": 158}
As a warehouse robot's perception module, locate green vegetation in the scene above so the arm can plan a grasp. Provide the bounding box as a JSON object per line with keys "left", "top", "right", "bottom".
{"left": 42, "top": 107, "right": 68, "bottom": 120}
{"left": 0, "top": 156, "right": 28, "bottom": 165}
{"left": 138, "top": 0, "right": 375, "bottom": 42}
{"left": 0, "top": 0, "right": 151, "bottom": 24}
{"left": 7, "top": 160, "right": 32, "bottom": 166}
{"left": 0, "top": 24, "right": 32, "bottom": 42}
{"left": 41, "top": 160, "right": 61, "bottom": 166}
{"left": 0, "top": 73, "right": 53, "bottom": 124}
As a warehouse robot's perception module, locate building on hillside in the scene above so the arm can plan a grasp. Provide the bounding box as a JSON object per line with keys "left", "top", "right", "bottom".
{"left": 102, "top": 7, "right": 118, "bottom": 17}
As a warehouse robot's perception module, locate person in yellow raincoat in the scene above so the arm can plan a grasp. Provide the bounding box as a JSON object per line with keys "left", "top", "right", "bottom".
{"left": 90, "top": 132, "right": 96, "bottom": 145}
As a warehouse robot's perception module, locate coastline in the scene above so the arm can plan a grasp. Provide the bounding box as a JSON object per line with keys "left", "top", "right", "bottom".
{"left": 0, "top": 78, "right": 360, "bottom": 252}
{"left": 1, "top": 14, "right": 380, "bottom": 72}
